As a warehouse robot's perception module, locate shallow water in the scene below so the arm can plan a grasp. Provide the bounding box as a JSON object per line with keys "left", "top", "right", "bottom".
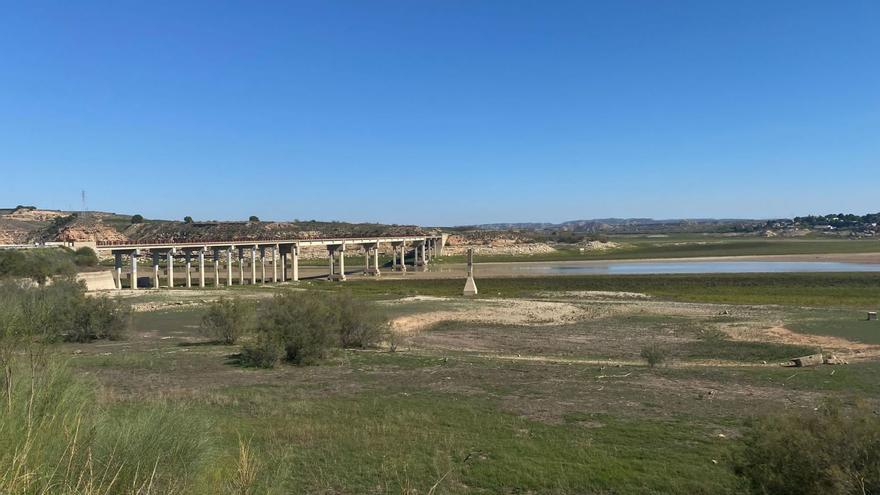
{"left": 507, "top": 261, "right": 880, "bottom": 275}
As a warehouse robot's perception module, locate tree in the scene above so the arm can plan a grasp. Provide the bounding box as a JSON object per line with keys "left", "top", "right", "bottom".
{"left": 248, "top": 215, "right": 260, "bottom": 222}
{"left": 183, "top": 216, "right": 193, "bottom": 224}
{"left": 131, "top": 214, "right": 144, "bottom": 224}
{"left": 73, "top": 247, "right": 98, "bottom": 267}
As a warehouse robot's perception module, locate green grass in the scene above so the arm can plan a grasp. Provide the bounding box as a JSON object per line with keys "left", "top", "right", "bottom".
{"left": 193, "top": 387, "right": 742, "bottom": 494}
{"left": 327, "top": 273, "right": 880, "bottom": 308}
{"left": 682, "top": 339, "right": 819, "bottom": 363}
{"left": 788, "top": 310, "right": 880, "bottom": 344}
{"left": 433, "top": 237, "right": 880, "bottom": 263}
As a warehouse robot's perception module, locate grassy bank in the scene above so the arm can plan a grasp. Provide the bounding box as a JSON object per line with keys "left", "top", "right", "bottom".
{"left": 323, "top": 272, "right": 880, "bottom": 308}
{"left": 433, "top": 238, "right": 880, "bottom": 263}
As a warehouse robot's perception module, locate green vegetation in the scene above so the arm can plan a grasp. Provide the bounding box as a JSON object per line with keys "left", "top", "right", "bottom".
{"left": 130, "top": 214, "right": 144, "bottom": 224}
{"left": 248, "top": 215, "right": 259, "bottom": 222}
{"left": 0, "top": 248, "right": 77, "bottom": 284}
{"left": 736, "top": 402, "right": 880, "bottom": 494}
{"left": 640, "top": 342, "right": 669, "bottom": 368}
{"left": 73, "top": 246, "right": 98, "bottom": 267}
{"left": 433, "top": 237, "right": 880, "bottom": 263}
{"left": 329, "top": 273, "right": 880, "bottom": 308}
{"left": 200, "top": 297, "right": 255, "bottom": 344}
{"left": 184, "top": 215, "right": 193, "bottom": 223}
{"left": 242, "top": 291, "right": 390, "bottom": 367}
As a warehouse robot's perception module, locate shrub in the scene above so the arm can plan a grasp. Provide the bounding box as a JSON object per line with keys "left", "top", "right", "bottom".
{"left": 66, "top": 295, "right": 131, "bottom": 342}
{"left": 73, "top": 246, "right": 98, "bottom": 267}
{"left": 249, "top": 215, "right": 260, "bottom": 222}
{"left": 131, "top": 214, "right": 144, "bottom": 224}
{"left": 201, "top": 298, "right": 255, "bottom": 345}
{"left": 0, "top": 248, "right": 76, "bottom": 284}
{"left": 640, "top": 342, "right": 669, "bottom": 368}
{"left": 735, "top": 402, "right": 880, "bottom": 494}
{"left": 240, "top": 332, "right": 285, "bottom": 368}
{"left": 262, "top": 292, "right": 339, "bottom": 365}
{"left": 336, "top": 291, "right": 390, "bottom": 348}
{"left": 184, "top": 215, "right": 193, "bottom": 223}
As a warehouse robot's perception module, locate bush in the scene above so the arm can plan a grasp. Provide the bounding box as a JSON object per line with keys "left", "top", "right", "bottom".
{"left": 249, "top": 215, "right": 260, "bottom": 222}
{"left": 131, "top": 214, "right": 144, "bottom": 224}
{"left": 184, "top": 215, "right": 193, "bottom": 223}
{"left": 240, "top": 332, "right": 285, "bottom": 368}
{"left": 336, "top": 291, "right": 390, "bottom": 348}
{"left": 736, "top": 402, "right": 880, "bottom": 494}
{"left": 66, "top": 295, "right": 132, "bottom": 342}
{"left": 0, "top": 248, "right": 76, "bottom": 284}
{"left": 244, "top": 291, "right": 391, "bottom": 367}
{"left": 201, "top": 297, "right": 255, "bottom": 344}
{"left": 73, "top": 246, "right": 98, "bottom": 267}
{"left": 640, "top": 342, "right": 669, "bottom": 368}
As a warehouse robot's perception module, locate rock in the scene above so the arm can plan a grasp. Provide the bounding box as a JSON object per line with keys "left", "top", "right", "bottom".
{"left": 787, "top": 354, "right": 824, "bottom": 367}
{"left": 823, "top": 354, "right": 849, "bottom": 365}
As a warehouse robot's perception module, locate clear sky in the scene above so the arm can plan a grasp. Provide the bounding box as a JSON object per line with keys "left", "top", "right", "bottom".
{"left": 1, "top": 1, "right": 878, "bottom": 226}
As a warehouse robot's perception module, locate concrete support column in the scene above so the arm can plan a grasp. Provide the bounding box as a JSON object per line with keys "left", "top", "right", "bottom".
{"left": 373, "top": 247, "right": 381, "bottom": 276}
{"left": 364, "top": 247, "right": 370, "bottom": 275}
{"left": 130, "top": 252, "right": 139, "bottom": 289}
{"left": 185, "top": 251, "right": 192, "bottom": 288}
{"left": 328, "top": 249, "right": 335, "bottom": 281}
{"left": 338, "top": 245, "right": 345, "bottom": 280}
{"left": 391, "top": 248, "right": 398, "bottom": 270}
{"left": 199, "top": 250, "right": 206, "bottom": 288}
{"left": 166, "top": 251, "right": 175, "bottom": 288}
{"left": 213, "top": 249, "right": 221, "bottom": 287}
{"left": 398, "top": 243, "right": 407, "bottom": 272}
{"left": 272, "top": 244, "right": 278, "bottom": 283}
{"left": 291, "top": 246, "right": 299, "bottom": 282}
{"left": 226, "top": 248, "right": 234, "bottom": 287}
{"left": 251, "top": 246, "right": 258, "bottom": 284}
{"left": 280, "top": 251, "right": 287, "bottom": 281}
{"left": 152, "top": 252, "right": 160, "bottom": 288}
{"left": 238, "top": 247, "right": 245, "bottom": 285}
{"left": 259, "top": 246, "right": 266, "bottom": 284}
{"left": 114, "top": 253, "right": 123, "bottom": 290}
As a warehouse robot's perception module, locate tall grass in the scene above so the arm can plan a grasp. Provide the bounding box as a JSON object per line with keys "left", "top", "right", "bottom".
{"left": 0, "top": 356, "right": 224, "bottom": 494}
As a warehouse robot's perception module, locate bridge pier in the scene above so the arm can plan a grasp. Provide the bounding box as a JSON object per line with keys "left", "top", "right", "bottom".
{"left": 167, "top": 250, "right": 176, "bottom": 288}
{"left": 250, "top": 246, "right": 258, "bottom": 284}
{"left": 226, "top": 248, "right": 233, "bottom": 287}
{"left": 291, "top": 245, "right": 299, "bottom": 282}
{"left": 272, "top": 244, "right": 278, "bottom": 282}
{"left": 198, "top": 249, "right": 206, "bottom": 288}
{"left": 114, "top": 253, "right": 123, "bottom": 289}
{"left": 363, "top": 243, "right": 380, "bottom": 276}
{"left": 130, "top": 251, "right": 138, "bottom": 289}
{"left": 183, "top": 249, "right": 192, "bottom": 289}
{"left": 328, "top": 244, "right": 346, "bottom": 281}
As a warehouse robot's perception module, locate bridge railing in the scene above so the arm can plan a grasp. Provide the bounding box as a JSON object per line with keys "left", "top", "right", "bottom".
{"left": 96, "top": 234, "right": 439, "bottom": 248}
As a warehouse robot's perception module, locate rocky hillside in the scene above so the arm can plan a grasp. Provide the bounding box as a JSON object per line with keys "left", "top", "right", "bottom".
{"left": 0, "top": 206, "right": 436, "bottom": 245}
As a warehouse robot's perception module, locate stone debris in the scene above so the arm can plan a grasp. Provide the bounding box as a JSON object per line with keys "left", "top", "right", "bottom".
{"left": 783, "top": 353, "right": 849, "bottom": 367}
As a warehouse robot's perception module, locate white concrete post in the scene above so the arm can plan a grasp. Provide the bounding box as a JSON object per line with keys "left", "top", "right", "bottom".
{"left": 373, "top": 247, "right": 381, "bottom": 276}
{"left": 130, "top": 252, "right": 138, "bottom": 289}
{"left": 259, "top": 246, "right": 266, "bottom": 284}
{"left": 328, "top": 249, "right": 335, "bottom": 281}
{"left": 114, "top": 253, "right": 123, "bottom": 290}
{"left": 166, "top": 251, "right": 175, "bottom": 288}
{"left": 400, "top": 243, "right": 407, "bottom": 272}
{"left": 238, "top": 247, "right": 245, "bottom": 285}
{"left": 185, "top": 251, "right": 192, "bottom": 288}
{"left": 280, "top": 250, "right": 287, "bottom": 281}
{"left": 338, "top": 244, "right": 345, "bottom": 281}
{"left": 392, "top": 247, "right": 397, "bottom": 270}
{"left": 152, "top": 252, "right": 160, "bottom": 288}
{"left": 226, "top": 250, "right": 235, "bottom": 287}
{"left": 272, "top": 244, "right": 278, "bottom": 283}
{"left": 199, "top": 250, "right": 206, "bottom": 288}
{"left": 251, "top": 246, "right": 258, "bottom": 284}
{"left": 213, "top": 249, "right": 221, "bottom": 287}
{"left": 291, "top": 246, "right": 299, "bottom": 282}
{"left": 364, "top": 247, "right": 370, "bottom": 275}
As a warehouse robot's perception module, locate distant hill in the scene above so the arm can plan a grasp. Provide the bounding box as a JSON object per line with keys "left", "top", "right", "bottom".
{"left": 466, "top": 218, "right": 761, "bottom": 234}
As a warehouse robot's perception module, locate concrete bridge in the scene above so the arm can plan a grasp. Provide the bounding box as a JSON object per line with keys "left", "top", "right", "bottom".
{"left": 96, "top": 234, "right": 446, "bottom": 289}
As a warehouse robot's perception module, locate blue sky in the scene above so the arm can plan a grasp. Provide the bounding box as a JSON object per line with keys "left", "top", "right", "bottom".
{"left": 1, "top": 1, "right": 877, "bottom": 226}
